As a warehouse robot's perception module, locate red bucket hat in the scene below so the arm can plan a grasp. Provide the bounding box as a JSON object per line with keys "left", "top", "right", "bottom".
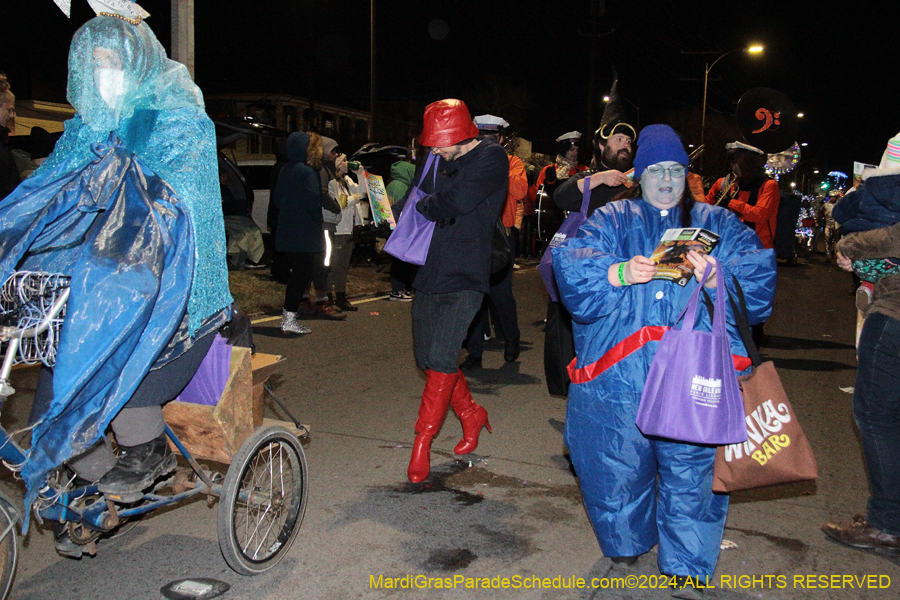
{"left": 420, "top": 99, "right": 479, "bottom": 147}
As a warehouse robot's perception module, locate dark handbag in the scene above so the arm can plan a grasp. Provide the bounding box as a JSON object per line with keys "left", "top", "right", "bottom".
{"left": 538, "top": 173, "right": 592, "bottom": 301}
{"left": 712, "top": 277, "right": 819, "bottom": 492}
{"left": 543, "top": 300, "right": 576, "bottom": 396}
{"left": 490, "top": 218, "right": 511, "bottom": 273}
{"left": 219, "top": 303, "right": 254, "bottom": 353}
{"left": 383, "top": 154, "right": 437, "bottom": 265}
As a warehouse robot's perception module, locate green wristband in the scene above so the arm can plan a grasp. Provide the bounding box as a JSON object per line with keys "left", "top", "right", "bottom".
{"left": 618, "top": 262, "right": 629, "bottom": 286}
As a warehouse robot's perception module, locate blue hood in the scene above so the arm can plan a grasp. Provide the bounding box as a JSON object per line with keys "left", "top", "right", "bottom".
{"left": 286, "top": 132, "right": 310, "bottom": 164}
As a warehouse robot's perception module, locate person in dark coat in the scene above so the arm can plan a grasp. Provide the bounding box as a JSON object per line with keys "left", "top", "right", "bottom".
{"left": 459, "top": 114, "right": 527, "bottom": 369}
{"left": 274, "top": 131, "right": 323, "bottom": 335}
{"left": 401, "top": 99, "right": 508, "bottom": 483}
{"left": 543, "top": 122, "right": 635, "bottom": 396}
{"left": 386, "top": 160, "right": 417, "bottom": 301}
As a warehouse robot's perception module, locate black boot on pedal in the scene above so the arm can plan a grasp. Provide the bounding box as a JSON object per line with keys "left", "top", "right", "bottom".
{"left": 98, "top": 433, "right": 176, "bottom": 503}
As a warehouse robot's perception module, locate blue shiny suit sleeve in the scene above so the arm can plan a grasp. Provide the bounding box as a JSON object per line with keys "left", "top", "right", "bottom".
{"left": 552, "top": 205, "right": 634, "bottom": 324}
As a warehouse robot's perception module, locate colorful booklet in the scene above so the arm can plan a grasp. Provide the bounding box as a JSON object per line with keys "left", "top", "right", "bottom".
{"left": 649, "top": 228, "right": 720, "bottom": 286}
{"left": 365, "top": 172, "right": 396, "bottom": 229}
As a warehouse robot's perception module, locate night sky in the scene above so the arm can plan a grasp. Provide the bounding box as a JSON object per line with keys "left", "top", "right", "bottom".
{"left": 4, "top": 0, "right": 898, "bottom": 179}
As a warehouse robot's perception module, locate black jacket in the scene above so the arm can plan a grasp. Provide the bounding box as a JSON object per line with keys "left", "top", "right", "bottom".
{"left": 413, "top": 138, "right": 509, "bottom": 294}
{"left": 554, "top": 165, "right": 627, "bottom": 217}
{"left": 273, "top": 132, "right": 324, "bottom": 253}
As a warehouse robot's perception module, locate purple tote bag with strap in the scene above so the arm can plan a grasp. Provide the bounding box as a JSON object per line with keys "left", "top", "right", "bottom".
{"left": 384, "top": 154, "right": 438, "bottom": 265}
{"left": 538, "top": 173, "right": 592, "bottom": 301}
{"left": 635, "top": 265, "right": 747, "bottom": 445}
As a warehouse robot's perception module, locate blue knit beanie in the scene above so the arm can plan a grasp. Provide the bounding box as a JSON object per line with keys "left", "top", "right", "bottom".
{"left": 632, "top": 124, "right": 689, "bottom": 181}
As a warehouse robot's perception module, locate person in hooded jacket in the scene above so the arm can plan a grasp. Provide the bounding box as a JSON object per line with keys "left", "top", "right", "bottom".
{"left": 274, "top": 131, "right": 323, "bottom": 335}
{"left": 326, "top": 152, "right": 368, "bottom": 311}
{"left": 386, "top": 159, "right": 417, "bottom": 300}
{"left": 306, "top": 136, "right": 346, "bottom": 320}
{"left": 387, "top": 159, "right": 415, "bottom": 203}
{"left": 553, "top": 125, "right": 775, "bottom": 587}
{"left": 833, "top": 134, "right": 900, "bottom": 237}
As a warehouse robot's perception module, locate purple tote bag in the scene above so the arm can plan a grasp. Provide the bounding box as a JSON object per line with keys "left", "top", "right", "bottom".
{"left": 538, "top": 173, "right": 591, "bottom": 302}
{"left": 635, "top": 265, "right": 747, "bottom": 445}
{"left": 383, "top": 154, "right": 438, "bottom": 266}
{"left": 174, "top": 334, "right": 232, "bottom": 406}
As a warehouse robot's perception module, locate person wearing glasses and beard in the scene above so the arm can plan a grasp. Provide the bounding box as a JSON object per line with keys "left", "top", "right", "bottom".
{"left": 543, "top": 122, "right": 636, "bottom": 396}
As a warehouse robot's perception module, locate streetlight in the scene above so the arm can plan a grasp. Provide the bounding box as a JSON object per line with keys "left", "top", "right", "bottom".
{"left": 696, "top": 45, "right": 763, "bottom": 172}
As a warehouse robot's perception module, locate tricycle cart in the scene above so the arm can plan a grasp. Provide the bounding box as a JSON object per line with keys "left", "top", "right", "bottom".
{"left": 0, "top": 271, "right": 308, "bottom": 598}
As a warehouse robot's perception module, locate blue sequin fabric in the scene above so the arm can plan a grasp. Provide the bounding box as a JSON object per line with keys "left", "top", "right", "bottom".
{"left": 37, "top": 15, "right": 231, "bottom": 332}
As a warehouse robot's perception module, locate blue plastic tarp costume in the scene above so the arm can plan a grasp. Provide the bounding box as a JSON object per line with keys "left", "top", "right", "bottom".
{"left": 38, "top": 15, "right": 231, "bottom": 335}
{"left": 0, "top": 139, "right": 193, "bottom": 524}
{"left": 0, "top": 15, "right": 231, "bottom": 526}
{"left": 552, "top": 199, "right": 776, "bottom": 576}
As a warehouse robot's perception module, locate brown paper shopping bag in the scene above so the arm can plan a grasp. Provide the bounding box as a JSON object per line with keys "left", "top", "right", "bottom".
{"left": 711, "top": 279, "right": 818, "bottom": 493}
{"left": 712, "top": 361, "right": 818, "bottom": 492}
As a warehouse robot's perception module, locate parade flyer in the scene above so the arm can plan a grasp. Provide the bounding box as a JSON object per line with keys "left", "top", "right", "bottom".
{"left": 365, "top": 172, "right": 396, "bottom": 229}
{"left": 650, "top": 227, "right": 720, "bottom": 286}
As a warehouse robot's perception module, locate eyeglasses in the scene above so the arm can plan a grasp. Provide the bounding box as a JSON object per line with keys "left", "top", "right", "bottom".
{"left": 645, "top": 164, "right": 686, "bottom": 179}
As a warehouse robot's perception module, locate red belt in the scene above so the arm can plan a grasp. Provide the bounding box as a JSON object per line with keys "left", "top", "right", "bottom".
{"left": 567, "top": 325, "right": 752, "bottom": 385}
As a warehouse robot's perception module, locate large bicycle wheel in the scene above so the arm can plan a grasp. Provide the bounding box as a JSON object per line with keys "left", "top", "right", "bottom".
{"left": 0, "top": 498, "right": 19, "bottom": 600}
{"left": 217, "top": 424, "right": 307, "bottom": 575}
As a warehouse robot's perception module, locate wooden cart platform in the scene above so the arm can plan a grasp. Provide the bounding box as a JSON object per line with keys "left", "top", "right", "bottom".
{"left": 162, "top": 347, "right": 305, "bottom": 464}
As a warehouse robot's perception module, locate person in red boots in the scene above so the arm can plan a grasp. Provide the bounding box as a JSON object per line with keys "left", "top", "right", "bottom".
{"left": 400, "top": 99, "right": 509, "bottom": 482}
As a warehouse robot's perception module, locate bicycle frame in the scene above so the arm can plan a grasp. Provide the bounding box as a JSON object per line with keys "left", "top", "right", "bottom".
{"left": 0, "top": 272, "right": 283, "bottom": 554}
{"left": 0, "top": 419, "right": 228, "bottom": 534}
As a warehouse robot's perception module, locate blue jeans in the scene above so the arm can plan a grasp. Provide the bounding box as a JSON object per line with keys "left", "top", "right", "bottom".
{"left": 412, "top": 290, "right": 483, "bottom": 373}
{"left": 854, "top": 312, "right": 900, "bottom": 535}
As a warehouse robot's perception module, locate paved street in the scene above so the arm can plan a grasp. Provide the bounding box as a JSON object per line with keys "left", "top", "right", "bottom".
{"left": 3, "top": 256, "right": 899, "bottom": 600}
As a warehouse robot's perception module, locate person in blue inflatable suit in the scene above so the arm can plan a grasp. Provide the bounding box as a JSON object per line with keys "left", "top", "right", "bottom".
{"left": 0, "top": 9, "right": 232, "bottom": 541}
{"left": 552, "top": 125, "right": 776, "bottom": 589}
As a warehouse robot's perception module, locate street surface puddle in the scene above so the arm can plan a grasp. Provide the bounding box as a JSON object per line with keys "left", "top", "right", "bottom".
{"left": 337, "top": 459, "right": 536, "bottom": 571}
{"left": 726, "top": 526, "right": 807, "bottom": 552}
{"left": 423, "top": 548, "right": 477, "bottom": 571}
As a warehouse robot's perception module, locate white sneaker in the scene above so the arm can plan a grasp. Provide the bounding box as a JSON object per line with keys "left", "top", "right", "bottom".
{"left": 389, "top": 291, "right": 413, "bottom": 302}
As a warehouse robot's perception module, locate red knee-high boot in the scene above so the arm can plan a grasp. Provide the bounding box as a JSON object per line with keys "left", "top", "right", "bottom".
{"left": 408, "top": 369, "right": 459, "bottom": 483}
{"left": 449, "top": 369, "right": 492, "bottom": 455}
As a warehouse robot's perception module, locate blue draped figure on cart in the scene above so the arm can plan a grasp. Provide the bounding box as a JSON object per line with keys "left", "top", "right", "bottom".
{"left": 0, "top": 7, "right": 232, "bottom": 532}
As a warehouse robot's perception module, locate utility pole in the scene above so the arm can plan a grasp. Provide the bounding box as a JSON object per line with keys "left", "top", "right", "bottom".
{"left": 171, "top": 0, "right": 195, "bottom": 79}
{"left": 586, "top": 0, "right": 605, "bottom": 135}
{"left": 369, "top": 0, "right": 375, "bottom": 141}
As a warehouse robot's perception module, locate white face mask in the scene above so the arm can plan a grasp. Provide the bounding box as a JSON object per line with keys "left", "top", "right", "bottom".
{"left": 95, "top": 68, "right": 125, "bottom": 108}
